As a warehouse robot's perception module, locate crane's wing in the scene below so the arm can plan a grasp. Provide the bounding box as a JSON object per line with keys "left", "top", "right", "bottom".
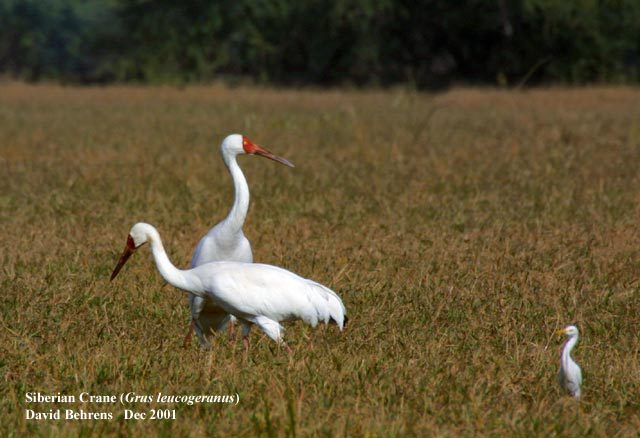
{"left": 195, "top": 262, "right": 346, "bottom": 328}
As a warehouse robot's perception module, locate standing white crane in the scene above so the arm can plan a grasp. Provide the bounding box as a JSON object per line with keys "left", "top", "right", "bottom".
{"left": 557, "top": 325, "right": 582, "bottom": 400}
{"left": 110, "top": 223, "right": 347, "bottom": 350}
{"left": 186, "top": 134, "right": 294, "bottom": 347}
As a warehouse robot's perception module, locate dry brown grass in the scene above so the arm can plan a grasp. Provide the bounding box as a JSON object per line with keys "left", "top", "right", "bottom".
{"left": 2, "top": 82, "right": 640, "bottom": 435}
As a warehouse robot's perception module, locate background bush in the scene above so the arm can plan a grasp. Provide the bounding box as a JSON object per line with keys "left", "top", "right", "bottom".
{"left": 1, "top": 0, "right": 639, "bottom": 87}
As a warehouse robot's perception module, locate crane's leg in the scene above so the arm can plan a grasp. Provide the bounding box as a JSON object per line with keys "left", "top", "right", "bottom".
{"left": 183, "top": 319, "right": 210, "bottom": 348}
{"left": 182, "top": 320, "right": 195, "bottom": 348}
{"left": 183, "top": 291, "right": 200, "bottom": 347}
{"left": 191, "top": 318, "right": 212, "bottom": 349}
{"left": 189, "top": 296, "right": 212, "bottom": 348}
{"left": 241, "top": 322, "right": 251, "bottom": 359}
{"left": 228, "top": 318, "right": 236, "bottom": 341}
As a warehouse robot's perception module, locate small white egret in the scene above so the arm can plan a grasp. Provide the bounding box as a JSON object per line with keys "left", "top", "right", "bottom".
{"left": 110, "top": 223, "right": 347, "bottom": 350}
{"left": 186, "top": 134, "right": 294, "bottom": 347}
{"left": 557, "top": 325, "right": 582, "bottom": 400}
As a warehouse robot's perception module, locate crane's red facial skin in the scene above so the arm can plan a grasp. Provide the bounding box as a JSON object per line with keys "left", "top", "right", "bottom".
{"left": 110, "top": 235, "right": 136, "bottom": 281}
{"left": 242, "top": 136, "right": 295, "bottom": 167}
{"left": 242, "top": 136, "right": 259, "bottom": 154}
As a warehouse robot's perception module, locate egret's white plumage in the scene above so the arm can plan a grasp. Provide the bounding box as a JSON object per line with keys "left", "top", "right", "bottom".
{"left": 187, "top": 134, "right": 293, "bottom": 347}
{"left": 111, "top": 223, "right": 347, "bottom": 347}
{"left": 558, "top": 325, "right": 582, "bottom": 400}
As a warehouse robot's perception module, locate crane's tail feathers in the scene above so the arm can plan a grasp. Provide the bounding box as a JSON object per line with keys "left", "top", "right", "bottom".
{"left": 309, "top": 282, "right": 347, "bottom": 330}
{"left": 330, "top": 314, "right": 349, "bottom": 327}
{"left": 253, "top": 316, "right": 284, "bottom": 343}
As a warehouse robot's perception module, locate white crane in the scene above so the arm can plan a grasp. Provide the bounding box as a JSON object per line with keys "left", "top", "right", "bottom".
{"left": 557, "top": 325, "right": 582, "bottom": 400}
{"left": 186, "top": 134, "right": 294, "bottom": 347}
{"left": 110, "top": 223, "right": 348, "bottom": 350}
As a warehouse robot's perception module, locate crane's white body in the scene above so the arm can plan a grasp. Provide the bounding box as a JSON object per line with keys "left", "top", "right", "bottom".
{"left": 189, "top": 261, "right": 346, "bottom": 341}
{"left": 558, "top": 325, "right": 582, "bottom": 400}
{"left": 112, "top": 223, "right": 347, "bottom": 344}
{"left": 187, "top": 134, "right": 293, "bottom": 346}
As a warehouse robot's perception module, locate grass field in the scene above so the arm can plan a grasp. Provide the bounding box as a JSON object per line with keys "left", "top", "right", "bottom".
{"left": 2, "top": 82, "right": 640, "bottom": 435}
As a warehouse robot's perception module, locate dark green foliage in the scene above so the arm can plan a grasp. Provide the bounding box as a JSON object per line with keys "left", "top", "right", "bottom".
{"left": 0, "top": 0, "right": 121, "bottom": 82}
{"left": 1, "top": 0, "right": 639, "bottom": 86}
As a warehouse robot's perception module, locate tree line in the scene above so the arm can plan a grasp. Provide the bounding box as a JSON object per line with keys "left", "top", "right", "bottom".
{"left": 1, "top": 0, "right": 639, "bottom": 88}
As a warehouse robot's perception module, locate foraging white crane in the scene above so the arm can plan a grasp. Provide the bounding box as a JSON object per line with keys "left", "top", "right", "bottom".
{"left": 557, "top": 325, "right": 582, "bottom": 400}
{"left": 110, "top": 223, "right": 347, "bottom": 349}
{"left": 186, "top": 134, "right": 294, "bottom": 347}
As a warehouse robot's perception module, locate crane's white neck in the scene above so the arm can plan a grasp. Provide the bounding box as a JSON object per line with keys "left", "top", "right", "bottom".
{"left": 144, "top": 226, "right": 197, "bottom": 294}
{"left": 561, "top": 335, "right": 578, "bottom": 366}
{"left": 221, "top": 152, "right": 249, "bottom": 234}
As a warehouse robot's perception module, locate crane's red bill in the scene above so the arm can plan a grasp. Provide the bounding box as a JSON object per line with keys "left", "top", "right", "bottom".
{"left": 254, "top": 147, "right": 295, "bottom": 167}
{"left": 110, "top": 235, "right": 136, "bottom": 281}
{"left": 243, "top": 137, "right": 294, "bottom": 168}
